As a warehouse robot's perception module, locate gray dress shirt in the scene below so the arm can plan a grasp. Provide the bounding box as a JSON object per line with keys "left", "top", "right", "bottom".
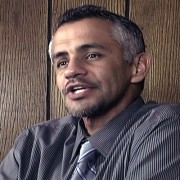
{"left": 0, "top": 97, "right": 180, "bottom": 180}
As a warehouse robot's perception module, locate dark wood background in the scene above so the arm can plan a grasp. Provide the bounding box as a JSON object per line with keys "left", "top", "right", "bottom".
{"left": 0, "top": 0, "right": 179, "bottom": 162}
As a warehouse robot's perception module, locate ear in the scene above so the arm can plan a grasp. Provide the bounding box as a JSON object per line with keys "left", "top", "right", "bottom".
{"left": 131, "top": 53, "right": 151, "bottom": 83}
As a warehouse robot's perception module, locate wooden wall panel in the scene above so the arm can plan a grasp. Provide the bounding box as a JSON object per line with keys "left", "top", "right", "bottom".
{"left": 0, "top": 0, "right": 48, "bottom": 161}
{"left": 50, "top": 0, "right": 126, "bottom": 119}
{"left": 130, "top": 0, "right": 180, "bottom": 103}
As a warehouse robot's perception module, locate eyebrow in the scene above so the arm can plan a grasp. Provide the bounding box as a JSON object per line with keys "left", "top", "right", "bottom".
{"left": 77, "top": 43, "right": 107, "bottom": 51}
{"left": 52, "top": 51, "right": 68, "bottom": 63}
{"left": 51, "top": 43, "right": 107, "bottom": 63}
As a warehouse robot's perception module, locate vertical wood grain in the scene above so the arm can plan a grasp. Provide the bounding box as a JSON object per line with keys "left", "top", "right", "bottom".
{"left": 50, "top": 0, "right": 126, "bottom": 119}
{"left": 1, "top": 0, "right": 179, "bottom": 164}
{"left": 0, "top": 0, "right": 48, "bottom": 161}
{"left": 130, "top": 0, "right": 180, "bottom": 103}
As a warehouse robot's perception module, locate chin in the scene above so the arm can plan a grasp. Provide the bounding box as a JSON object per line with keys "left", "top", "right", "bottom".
{"left": 66, "top": 101, "right": 106, "bottom": 119}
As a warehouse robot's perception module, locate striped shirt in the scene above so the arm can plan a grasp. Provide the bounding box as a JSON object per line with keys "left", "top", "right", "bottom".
{"left": 0, "top": 97, "right": 180, "bottom": 180}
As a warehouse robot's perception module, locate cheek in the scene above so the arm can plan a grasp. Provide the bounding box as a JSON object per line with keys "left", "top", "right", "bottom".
{"left": 56, "top": 73, "right": 64, "bottom": 90}
{"left": 105, "top": 66, "right": 130, "bottom": 89}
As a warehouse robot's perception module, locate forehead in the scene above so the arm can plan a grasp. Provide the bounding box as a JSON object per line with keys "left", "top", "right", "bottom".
{"left": 52, "top": 18, "right": 114, "bottom": 47}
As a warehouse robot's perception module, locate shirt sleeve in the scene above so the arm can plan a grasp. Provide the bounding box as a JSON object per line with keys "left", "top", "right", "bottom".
{"left": 125, "top": 112, "right": 180, "bottom": 180}
{"left": 0, "top": 148, "right": 19, "bottom": 180}
{"left": 0, "top": 130, "right": 27, "bottom": 180}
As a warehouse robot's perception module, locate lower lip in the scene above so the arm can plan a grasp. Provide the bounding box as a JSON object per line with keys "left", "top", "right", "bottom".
{"left": 66, "top": 88, "right": 92, "bottom": 100}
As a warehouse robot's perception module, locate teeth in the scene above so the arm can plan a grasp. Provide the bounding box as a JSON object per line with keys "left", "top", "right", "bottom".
{"left": 72, "top": 87, "right": 86, "bottom": 94}
{"left": 74, "top": 89, "right": 86, "bottom": 94}
{"left": 73, "top": 87, "right": 83, "bottom": 90}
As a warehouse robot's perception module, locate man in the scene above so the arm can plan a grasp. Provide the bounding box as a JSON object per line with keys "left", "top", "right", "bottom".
{"left": 0, "top": 5, "right": 180, "bottom": 180}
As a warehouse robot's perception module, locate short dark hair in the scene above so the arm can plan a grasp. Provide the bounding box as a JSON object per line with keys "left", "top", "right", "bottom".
{"left": 56, "top": 5, "right": 146, "bottom": 64}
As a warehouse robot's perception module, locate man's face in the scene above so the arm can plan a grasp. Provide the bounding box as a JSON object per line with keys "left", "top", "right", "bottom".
{"left": 51, "top": 18, "right": 133, "bottom": 118}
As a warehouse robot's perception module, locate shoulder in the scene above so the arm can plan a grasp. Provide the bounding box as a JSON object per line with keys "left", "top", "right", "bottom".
{"left": 131, "top": 102, "right": 180, "bottom": 154}
{"left": 136, "top": 100, "right": 180, "bottom": 118}
{"left": 31, "top": 115, "right": 79, "bottom": 133}
{"left": 14, "top": 115, "right": 80, "bottom": 151}
{"left": 149, "top": 102, "right": 180, "bottom": 117}
{"left": 134, "top": 101, "right": 180, "bottom": 128}
{"left": 126, "top": 102, "right": 180, "bottom": 179}
{"left": 0, "top": 116, "right": 80, "bottom": 178}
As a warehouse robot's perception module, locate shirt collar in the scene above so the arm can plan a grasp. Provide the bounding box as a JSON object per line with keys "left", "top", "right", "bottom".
{"left": 89, "top": 97, "right": 145, "bottom": 157}
{"left": 70, "top": 97, "right": 145, "bottom": 161}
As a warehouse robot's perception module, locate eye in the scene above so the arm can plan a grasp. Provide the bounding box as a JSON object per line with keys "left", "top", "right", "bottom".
{"left": 56, "top": 59, "right": 69, "bottom": 69}
{"left": 86, "top": 53, "right": 101, "bottom": 60}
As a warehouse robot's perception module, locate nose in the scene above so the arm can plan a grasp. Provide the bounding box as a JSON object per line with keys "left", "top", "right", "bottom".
{"left": 64, "top": 59, "right": 87, "bottom": 79}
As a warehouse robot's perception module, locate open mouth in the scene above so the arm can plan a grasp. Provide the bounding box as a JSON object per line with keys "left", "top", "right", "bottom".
{"left": 66, "top": 84, "right": 90, "bottom": 94}
{"left": 72, "top": 86, "right": 87, "bottom": 94}
{"left": 65, "top": 81, "right": 96, "bottom": 100}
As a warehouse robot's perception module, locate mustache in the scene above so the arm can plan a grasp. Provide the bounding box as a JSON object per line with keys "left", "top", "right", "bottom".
{"left": 62, "top": 77, "right": 100, "bottom": 95}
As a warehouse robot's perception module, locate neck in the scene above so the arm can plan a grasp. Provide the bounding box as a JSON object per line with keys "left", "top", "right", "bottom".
{"left": 83, "top": 92, "right": 140, "bottom": 135}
